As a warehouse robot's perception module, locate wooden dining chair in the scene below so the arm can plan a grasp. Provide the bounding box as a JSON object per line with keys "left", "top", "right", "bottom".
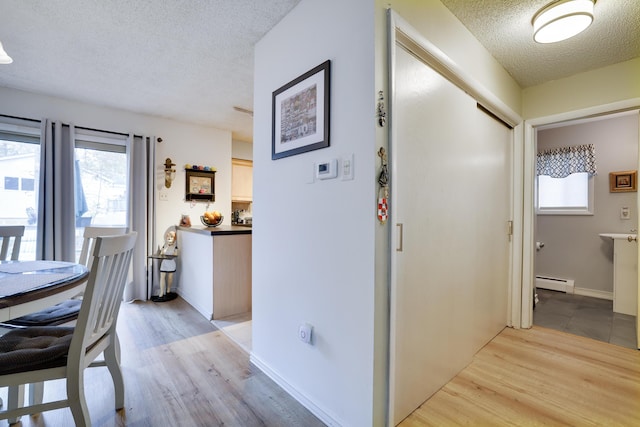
{"left": 78, "top": 226, "right": 128, "bottom": 269}
{"left": 0, "top": 232, "right": 137, "bottom": 426}
{"left": 0, "top": 226, "right": 25, "bottom": 261}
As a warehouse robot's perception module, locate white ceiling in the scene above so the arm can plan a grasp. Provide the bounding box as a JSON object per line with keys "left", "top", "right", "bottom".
{"left": 440, "top": 0, "right": 640, "bottom": 88}
{"left": 0, "top": 0, "right": 301, "bottom": 142}
{"left": 0, "top": 1, "right": 638, "bottom": 142}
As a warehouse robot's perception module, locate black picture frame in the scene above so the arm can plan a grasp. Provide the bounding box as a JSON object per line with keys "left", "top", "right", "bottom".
{"left": 185, "top": 169, "right": 216, "bottom": 201}
{"left": 272, "top": 60, "right": 331, "bottom": 160}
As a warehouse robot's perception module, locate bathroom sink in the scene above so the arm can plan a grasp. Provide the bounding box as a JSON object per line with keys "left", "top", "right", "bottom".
{"left": 599, "top": 233, "right": 637, "bottom": 240}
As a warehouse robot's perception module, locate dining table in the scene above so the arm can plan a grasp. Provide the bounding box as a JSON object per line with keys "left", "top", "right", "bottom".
{"left": 0, "top": 260, "right": 89, "bottom": 323}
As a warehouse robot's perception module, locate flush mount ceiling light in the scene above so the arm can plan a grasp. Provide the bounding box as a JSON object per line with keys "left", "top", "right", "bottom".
{"left": 532, "top": 0, "right": 595, "bottom": 44}
{"left": 0, "top": 41, "right": 13, "bottom": 64}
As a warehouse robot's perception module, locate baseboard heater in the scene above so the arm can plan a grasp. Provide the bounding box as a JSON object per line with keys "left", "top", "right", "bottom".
{"left": 535, "top": 276, "right": 575, "bottom": 294}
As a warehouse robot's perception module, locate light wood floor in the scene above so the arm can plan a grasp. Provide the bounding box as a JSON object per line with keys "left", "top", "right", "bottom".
{"left": 399, "top": 326, "right": 640, "bottom": 426}
{"left": 4, "top": 301, "right": 639, "bottom": 426}
{"left": 0, "top": 297, "right": 324, "bottom": 427}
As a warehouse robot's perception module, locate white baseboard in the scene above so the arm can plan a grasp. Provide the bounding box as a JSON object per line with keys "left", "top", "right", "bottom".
{"left": 574, "top": 287, "right": 613, "bottom": 301}
{"left": 249, "top": 352, "right": 343, "bottom": 427}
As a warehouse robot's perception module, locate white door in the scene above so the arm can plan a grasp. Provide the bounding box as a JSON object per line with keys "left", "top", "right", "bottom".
{"left": 390, "top": 45, "right": 512, "bottom": 424}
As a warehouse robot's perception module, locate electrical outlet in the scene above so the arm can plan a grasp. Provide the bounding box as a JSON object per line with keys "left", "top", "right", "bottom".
{"left": 159, "top": 192, "right": 169, "bottom": 201}
{"left": 621, "top": 206, "right": 630, "bottom": 220}
{"left": 299, "top": 323, "right": 313, "bottom": 344}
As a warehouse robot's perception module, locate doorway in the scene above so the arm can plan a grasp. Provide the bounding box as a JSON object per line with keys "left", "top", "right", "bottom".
{"left": 522, "top": 107, "right": 640, "bottom": 350}
{"left": 532, "top": 112, "right": 639, "bottom": 349}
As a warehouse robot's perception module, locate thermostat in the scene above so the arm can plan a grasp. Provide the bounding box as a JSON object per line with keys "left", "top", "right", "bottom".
{"left": 316, "top": 159, "right": 338, "bottom": 180}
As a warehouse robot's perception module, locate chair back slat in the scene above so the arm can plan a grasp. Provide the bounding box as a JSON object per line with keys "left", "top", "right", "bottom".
{"left": 0, "top": 226, "right": 25, "bottom": 261}
{"left": 78, "top": 227, "right": 127, "bottom": 269}
{"left": 71, "top": 232, "right": 137, "bottom": 356}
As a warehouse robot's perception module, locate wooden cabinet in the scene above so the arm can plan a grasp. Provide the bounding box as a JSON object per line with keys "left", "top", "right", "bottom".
{"left": 177, "top": 226, "right": 252, "bottom": 320}
{"left": 613, "top": 238, "right": 638, "bottom": 316}
{"left": 232, "top": 158, "right": 253, "bottom": 202}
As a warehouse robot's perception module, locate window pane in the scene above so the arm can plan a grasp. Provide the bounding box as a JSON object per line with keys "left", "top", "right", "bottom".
{"left": 21, "top": 177, "right": 35, "bottom": 191}
{"left": 74, "top": 144, "right": 128, "bottom": 259}
{"left": 4, "top": 176, "right": 19, "bottom": 190}
{"left": 538, "top": 172, "right": 588, "bottom": 208}
{"left": 0, "top": 138, "right": 40, "bottom": 260}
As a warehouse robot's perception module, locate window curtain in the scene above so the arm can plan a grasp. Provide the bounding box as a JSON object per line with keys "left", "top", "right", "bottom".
{"left": 36, "top": 120, "right": 76, "bottom": 261}
{"left": 124, "top": 134, "right": 156, "bottom": 301}
{"left": 536, "top": 144, "right": 597, "bottom": 178}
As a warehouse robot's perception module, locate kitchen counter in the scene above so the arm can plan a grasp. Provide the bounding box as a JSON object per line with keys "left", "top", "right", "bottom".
{"left": 177, "top": 226, "right": 252, "bottom": 320}
{"left": 178, "top": 225, "right": 251, "bottom": 236}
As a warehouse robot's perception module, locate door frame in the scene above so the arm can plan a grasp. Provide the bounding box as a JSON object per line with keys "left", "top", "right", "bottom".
{"left": 521, "top": 99, "right": 640, "bottom": 332}
{"left": 386, "top": 8, "right": 523, "bottom": 424}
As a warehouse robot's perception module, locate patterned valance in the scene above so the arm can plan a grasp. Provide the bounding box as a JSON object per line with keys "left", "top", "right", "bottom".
{"left": 536, "top": 144, "right": 597, "bottom": 178}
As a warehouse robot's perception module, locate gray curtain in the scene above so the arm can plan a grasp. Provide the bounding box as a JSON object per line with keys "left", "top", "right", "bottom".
{"left": 36, "top": 120, "right": 76, "bottom": 261}
{"left": 124, "top": 134, "right": 156, "bottom": 301}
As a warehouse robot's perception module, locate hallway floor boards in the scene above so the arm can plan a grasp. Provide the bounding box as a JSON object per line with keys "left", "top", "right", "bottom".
{"left": 400, "top": 326, "right": 640, "bottom": 426}
{"left": 0, "top": 297, "right": 323, "bottom": 427}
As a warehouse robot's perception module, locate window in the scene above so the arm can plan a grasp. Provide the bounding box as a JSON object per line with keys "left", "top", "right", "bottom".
{"left": 536, "top": 144, "right": 597, "bottom": 215}
{"left": 0, "top": 119, "right": 42, "bottom": 260}
{"left": 74, "top": 130, "right": 129, "bottom": 259}
{"left": 21, "top": 177, "right": 35, "bottom": 191}
{"left": 4, "top": 176, "right": 19, "bottom": 190}
{"left": 537, "top": 172, "right": 594, "bottom": 215}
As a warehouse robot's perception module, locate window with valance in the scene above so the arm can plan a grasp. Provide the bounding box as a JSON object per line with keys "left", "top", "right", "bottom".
{"left": 536, "top": 144, "right": 597, "bottom": 215}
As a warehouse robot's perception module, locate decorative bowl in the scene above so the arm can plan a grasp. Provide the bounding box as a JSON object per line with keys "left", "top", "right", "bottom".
{"left": 201, "top": 215, "right": 223, "bottom": 227}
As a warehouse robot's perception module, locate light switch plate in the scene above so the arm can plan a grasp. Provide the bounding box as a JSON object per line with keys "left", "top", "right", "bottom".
{"left": 342, "top": 153, "right": 354, "bottom": 181}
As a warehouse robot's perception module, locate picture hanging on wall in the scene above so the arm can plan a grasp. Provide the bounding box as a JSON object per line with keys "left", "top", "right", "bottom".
{"left": 272, "top": 60, "right": 330, "bottom": 160}
{"left": 609, "top": 170, "right": 637, "bottom": 193}
{"left": 185, "top": 169, "right": 216, "bottom": 201}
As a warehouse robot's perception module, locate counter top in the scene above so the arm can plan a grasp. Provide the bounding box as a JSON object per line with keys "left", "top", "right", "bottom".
{"left": 178, "top": 225, "right": 252, "bottom": 236}
{"left": 599, "top": 233, "right": 637, "bottom": 240}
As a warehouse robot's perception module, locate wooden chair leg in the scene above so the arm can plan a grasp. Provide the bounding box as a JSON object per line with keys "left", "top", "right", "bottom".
{"left": 7, "top": 385, "right": 24, "bottom": 424}
{"left": 104, "top": 343, "right": 125, "bottom": 409}
{"left": 66, "top": 369, "right": 90, "bottom": 427}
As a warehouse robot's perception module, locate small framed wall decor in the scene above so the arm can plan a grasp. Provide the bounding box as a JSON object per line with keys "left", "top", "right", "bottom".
{"left": 609, "top": 170, "right": 637, "bottom": 193}
{"left": 185, "top": 169, "right": 216, "bottom": 201}
{"left": 272, "top": 60, "right": 330, "bottom": 160}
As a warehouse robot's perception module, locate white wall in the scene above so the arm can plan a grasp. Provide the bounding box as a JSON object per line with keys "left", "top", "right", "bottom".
{"left": 252, "top": 0, "right": 377, "bottom": 425}
{"left": 0, "top": 86, "right": 232, "bottom": 253}
{"left": 523, "top": 57, "right": 640, "bottom": 119}
{"left": 536, "top": 113, "right": 639, "bottom": 294}
{"left": 253, "top": 0, "right": 523, "bottom": 425}
{"left": 232, "top": 140, "right": 253, "bottom": 160}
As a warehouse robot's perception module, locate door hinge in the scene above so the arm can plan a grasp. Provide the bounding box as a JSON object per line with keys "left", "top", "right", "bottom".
{"left": 507, "top": 220, "right": 513, "bottom": 241}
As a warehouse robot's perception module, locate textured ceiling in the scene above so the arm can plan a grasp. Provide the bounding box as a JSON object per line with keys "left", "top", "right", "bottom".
{"left": 0, "top": 1, "right": 638, "bottom": 142}
{"left": 440, "top": 0, "right": 640, "bottom": 88}
{"left": 0, "top": 0, "right": 301, "bottom": 142}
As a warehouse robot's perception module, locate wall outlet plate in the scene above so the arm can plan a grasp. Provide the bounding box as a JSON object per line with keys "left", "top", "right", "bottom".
{"left": 621, "top": 206, "right": 630, "bottom": 219}
{"left": 299, "top": 323, "right": 313, "bottom": 344}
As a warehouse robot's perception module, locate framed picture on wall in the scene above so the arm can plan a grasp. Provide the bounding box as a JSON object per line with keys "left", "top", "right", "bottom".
{"left": 185, "top": 169, "right": 216, "bottom": 201}
{"left": 609, "top": 170, "right": 637, "bottom": 193}
{"left": 272, "top": 60, "right": 331, "bottom": 160}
